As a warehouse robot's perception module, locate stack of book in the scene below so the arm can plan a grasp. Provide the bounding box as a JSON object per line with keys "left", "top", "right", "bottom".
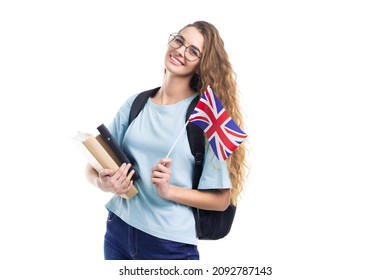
{"left": 73, "top": 124, "right": 139, "bottom": 199}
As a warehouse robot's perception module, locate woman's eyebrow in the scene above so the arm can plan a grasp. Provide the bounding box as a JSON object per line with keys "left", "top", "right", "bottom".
{"left": 179, "top": 34, "right": 201, "bottom": 51}
{"left": 189, "top": 45, "right": 201, "bottom": 52}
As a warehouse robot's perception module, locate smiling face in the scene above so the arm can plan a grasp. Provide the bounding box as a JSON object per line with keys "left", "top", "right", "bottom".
{"left": 164, "top": 26, "right": 204, "bottom": 78}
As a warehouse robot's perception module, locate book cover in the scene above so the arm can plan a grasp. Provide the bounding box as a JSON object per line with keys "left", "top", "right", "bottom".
{"left": 97, "top": 124, "right": 139, "bottom": 181}
{"left": 73, "top": 127, "right": 138, "bottom": 200}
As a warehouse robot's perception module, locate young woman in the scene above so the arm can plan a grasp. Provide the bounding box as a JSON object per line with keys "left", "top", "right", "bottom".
{"left": 85, "top": 21, "right": 247, "bottom": 260}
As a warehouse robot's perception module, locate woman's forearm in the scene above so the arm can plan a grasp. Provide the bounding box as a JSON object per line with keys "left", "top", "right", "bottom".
{"left": 165, "top": 186, "right": 231, "bottom": 211}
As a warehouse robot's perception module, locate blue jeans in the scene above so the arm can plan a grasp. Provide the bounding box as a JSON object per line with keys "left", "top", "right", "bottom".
{"left": 104, "top": 211, "right": 199, "bottom": 260}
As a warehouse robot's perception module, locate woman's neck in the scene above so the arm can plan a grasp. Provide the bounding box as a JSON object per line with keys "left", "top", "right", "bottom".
{"left": 154, "top": 76, "right": 194, "bottom": 105}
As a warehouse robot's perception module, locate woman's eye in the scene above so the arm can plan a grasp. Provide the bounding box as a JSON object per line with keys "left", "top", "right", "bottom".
{"left": 174, "top": 38, "right": 184, "bottom": 45}
{"left": 188, "top": 47, "right": 200, "bottom": 57}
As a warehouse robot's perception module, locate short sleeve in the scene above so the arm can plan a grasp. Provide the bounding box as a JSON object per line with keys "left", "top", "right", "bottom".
{"left": 108, "top": 94, "right": 137, "bottom": 146}
{"left": 197, "top": 143, "right": 232, "bottom": 190}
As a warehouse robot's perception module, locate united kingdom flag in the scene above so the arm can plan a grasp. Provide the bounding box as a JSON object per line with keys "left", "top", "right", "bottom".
{"left": 188, "top": 86, "right": 247, "bottom": 160}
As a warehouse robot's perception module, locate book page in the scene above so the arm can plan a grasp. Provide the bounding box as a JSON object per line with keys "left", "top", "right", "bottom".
{"left": 73, "top": 139, "right": 104, "bottom": 173}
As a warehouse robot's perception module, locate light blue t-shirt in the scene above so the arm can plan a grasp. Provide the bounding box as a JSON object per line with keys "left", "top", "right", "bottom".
{"left": 105, "top": 90, "right": 232, "bottom": 245}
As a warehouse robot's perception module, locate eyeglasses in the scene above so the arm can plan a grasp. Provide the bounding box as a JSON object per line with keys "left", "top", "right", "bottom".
{"left": 168, "top": 33, "right": 202, "bottom": 62}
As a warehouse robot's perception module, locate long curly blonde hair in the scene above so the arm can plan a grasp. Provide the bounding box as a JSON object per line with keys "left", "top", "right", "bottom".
{"left": 181, "top": 21, "right": 248, "bottom": 206}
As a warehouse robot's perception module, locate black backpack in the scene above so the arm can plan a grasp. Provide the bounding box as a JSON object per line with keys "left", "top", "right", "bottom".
{"left": 128, "top": 87, "right": 236, "bottom": 240}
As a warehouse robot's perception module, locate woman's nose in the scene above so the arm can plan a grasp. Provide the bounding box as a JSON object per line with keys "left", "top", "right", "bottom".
{"left": 175, "top": 44, "right": 186, "bottom": 57}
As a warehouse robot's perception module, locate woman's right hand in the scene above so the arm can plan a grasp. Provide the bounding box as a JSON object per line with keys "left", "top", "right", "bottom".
{"left": 97, "top": 163, "right": 135, "bottom": 195}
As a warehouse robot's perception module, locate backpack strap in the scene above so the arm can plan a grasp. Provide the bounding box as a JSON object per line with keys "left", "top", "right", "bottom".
{"left": 129, "top": 87, "right": 160, "bottom": 124}
{"left": 186, "top": 95, "right": 205, "bottom": 237}
{"left": 185, "top": 95, "right": 205, "bottom": 189}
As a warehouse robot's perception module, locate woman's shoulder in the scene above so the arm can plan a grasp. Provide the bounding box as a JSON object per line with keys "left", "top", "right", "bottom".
{"left": 125, "top": 87, "right": 161, "bottom": 107}
{"left": 119, "top": 88, "right": 157, "bottom": 111}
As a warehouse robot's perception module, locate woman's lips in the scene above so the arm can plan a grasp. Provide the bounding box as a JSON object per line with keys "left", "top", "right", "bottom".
{"left": 170, "top": 55, "right": 184, "bottom": 66}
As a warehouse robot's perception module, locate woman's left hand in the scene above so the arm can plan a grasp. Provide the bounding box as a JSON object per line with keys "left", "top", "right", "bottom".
{"left": 151, "top": 158, "right": 173, "bottom": 199}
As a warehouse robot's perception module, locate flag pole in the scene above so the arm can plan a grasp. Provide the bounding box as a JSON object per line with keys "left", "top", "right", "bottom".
{"left": 165, "top": 120, "right": 189, "bottom": 158}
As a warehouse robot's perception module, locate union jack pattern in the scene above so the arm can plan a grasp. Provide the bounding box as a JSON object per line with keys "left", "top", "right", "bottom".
{"left": 188, "top": 86, "right": 247, "bottom": 160}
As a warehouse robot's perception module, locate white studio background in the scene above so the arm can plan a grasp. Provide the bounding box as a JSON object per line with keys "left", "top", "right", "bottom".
{"left": 0, "top": 0, "right": 389, "bottom": 279}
